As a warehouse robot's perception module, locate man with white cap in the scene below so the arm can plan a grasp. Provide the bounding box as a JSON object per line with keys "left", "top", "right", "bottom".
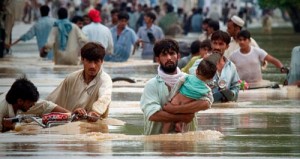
{"left": 224, "top": 15, "right": 259, "bottom": 58}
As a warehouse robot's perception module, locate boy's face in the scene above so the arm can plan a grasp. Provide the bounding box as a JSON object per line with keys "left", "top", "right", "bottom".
{"left": 199, "top": 47, "right": 211, "bottom": 58}
{"left": 82, "top": 58, "right": 103, "bottom": 78}
{"left": 118, "top": 19, "right": 128, "bottom": 29}
{"left": 144, "top": 16, "right": 152, "bottom": 24}
{"left": 156, "top": 50, "right": 180, "bottom": 74}
{"left": 17, "top": 99, "right": 35, "bottom": 112}
{"left": 211, "top": 39, "right": 229, "bottom": 56}
{"left": 83, "top": 17, "right": 91, "bottom": 25}
{"left": 76, "top": 21, "right": 84, "bottom": 29}
{"left": 237, "top": 37, "right": 250, "bottom": 49}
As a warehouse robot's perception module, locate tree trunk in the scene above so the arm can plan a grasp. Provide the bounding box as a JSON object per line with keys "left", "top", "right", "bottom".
{"left": 287, "top": 5, "right": 300, "bottom": 32}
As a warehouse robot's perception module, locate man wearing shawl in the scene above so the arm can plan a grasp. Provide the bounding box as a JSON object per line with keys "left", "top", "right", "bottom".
{"left": 42, "top": 8, "right": 87, "bottom": 65}
{"left": 140, "top": 39, "right": 211, "bottom": 135}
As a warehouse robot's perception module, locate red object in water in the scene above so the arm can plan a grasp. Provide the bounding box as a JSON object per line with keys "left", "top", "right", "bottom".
{"left": 42, "top": 113, "right": 70, "bottom": 125}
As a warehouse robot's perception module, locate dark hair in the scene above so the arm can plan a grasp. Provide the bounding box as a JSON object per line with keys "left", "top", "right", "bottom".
{"left": 111, "top": 8, "right": 119, "bottom": 15}
{"left": 81, "top": 42, "right": 106, "bottom": 61}
{"left": 237, "top": 30, "right": 251, "bottom": 39}
{"left": 190, "top": 40, "right": 201, "bottom": 55}
{"left": 118, "top": 12, "right": 129, "bottom": 20}
{"left": 57, "top": 7, "right": 68, "bottom": 19}
{"left": 200, "top": 39, "right": 211, "bottom": 50}
{"left": 166, "top": 3, "right": 174, "bottom": 13}
{"left": 145, "top": 12, "right": 156, "bottom": 22}
{"left": 211, "top": 30, "right": 231, "bottom": 45}
{"left": 153, "top": 39, "right": 179, "bottom": 57}
{"left": 71, "top": 15, "right": 83, "bottom": 23}
{"left": 197, "top": 60, "right": 217, "bottom": 79}
{"left": 40, "top": 5, "right": 50, "bottom": 17}
{"left": 203, "top": 18, "right": 211, "bottom": 24}
{"left": 6, "top": 77, "right": 39, "bottom": 104}
{"left": 208, "top": 20, "right": 220, "bottom": 31}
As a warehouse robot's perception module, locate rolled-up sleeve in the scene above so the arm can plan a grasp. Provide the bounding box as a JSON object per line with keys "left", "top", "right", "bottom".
{"left": 92, "top": 73, "right": 112, "bottom": 115}
{"left": 25, "top": 100, "right": 57, "bottom": 116}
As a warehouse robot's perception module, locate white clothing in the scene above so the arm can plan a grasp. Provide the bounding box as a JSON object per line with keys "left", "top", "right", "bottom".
{"left": 0, "top": 93, "right": 57, "bottom": 132}
{"left": 46, "top": 24, "right": 88, "bottom": 65}
{"left": 82, "top": 22, "right": 114, "bottom": 54}
{"left": 224, "top": 37, "right": 259, "bottom": 58}
{"left": 229, "top": 46, "right": 268, "bottom": 83}
{"left": 198, "top": 32, "right": 211, "bottom": 42}
{"left": 46, "top": 69, "right": 112, "bottom": 116}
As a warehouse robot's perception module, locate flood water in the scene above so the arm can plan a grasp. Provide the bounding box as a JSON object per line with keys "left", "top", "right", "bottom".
{"left": 0, "top": 24, "right": 300, "bottom": 158}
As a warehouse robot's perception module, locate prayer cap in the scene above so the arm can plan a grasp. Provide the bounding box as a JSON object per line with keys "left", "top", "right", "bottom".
{"left": 231, "top": 15, "right": 244, "bottom": 27}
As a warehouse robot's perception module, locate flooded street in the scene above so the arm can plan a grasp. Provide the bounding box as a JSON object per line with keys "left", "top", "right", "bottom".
{"left": 0, "top": 22, "right": 300, "bottom": 158}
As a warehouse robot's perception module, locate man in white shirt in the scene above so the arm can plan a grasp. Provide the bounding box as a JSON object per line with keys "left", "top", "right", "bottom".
{"left": 46, "top": 42, "right": 113, "bottom": 121}
{"left": 224, "top": 15, "right": 259, "bottom": 58}
{"left": 229, "top": 30, "right": 288, "bottom": 86}
{"left": 0, "top": 77, "right": 69, "bottom": 132}
{"left": 82, "top": 9, "right": 113, "bottom": 54}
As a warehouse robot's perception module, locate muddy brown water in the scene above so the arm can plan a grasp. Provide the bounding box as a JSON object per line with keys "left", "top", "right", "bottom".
{"left": 0, "top": 25, "right": 300, "bottom": 158}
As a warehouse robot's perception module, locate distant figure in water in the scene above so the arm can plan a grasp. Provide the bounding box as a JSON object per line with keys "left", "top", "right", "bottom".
{"left": 288, "top": 46, "right": 300, "bottom": 87}
{"left": 230, "top": 30, "right": 288, "bottom": 87}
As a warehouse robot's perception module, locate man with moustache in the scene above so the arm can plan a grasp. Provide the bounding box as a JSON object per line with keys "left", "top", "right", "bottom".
{"left": 140, "top": 39, "right": 211, "bottom": 135}
{"left": 189, "top": 30, "right": 240, "bottom": 103}
{"left": 46, "top": 42, "right": 112, "bottom": 121}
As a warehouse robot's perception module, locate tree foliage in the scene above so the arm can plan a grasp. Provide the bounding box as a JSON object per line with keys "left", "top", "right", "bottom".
{"left": 258, "top": 0, "right": 300, "bottom": 9}
{"left": 258, "top": 0, "right": 300, "bottom": 32}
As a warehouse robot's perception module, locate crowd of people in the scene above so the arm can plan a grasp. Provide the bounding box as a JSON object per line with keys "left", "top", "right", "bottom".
{"left": 0, "top": 0, "right": 299, "bottom": 135}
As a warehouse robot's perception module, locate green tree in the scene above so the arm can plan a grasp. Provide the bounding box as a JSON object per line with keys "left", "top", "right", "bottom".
{"left": 258, "top": 0, "right": 300, "bottom": 32}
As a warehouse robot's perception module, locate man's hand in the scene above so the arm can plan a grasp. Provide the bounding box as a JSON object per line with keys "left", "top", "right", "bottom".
{"left": 280, "top": 67, "right": 289, "bottom": 74}
{"left": 87, "top": 111, "right": 100, "bottom": 122}
{"left": 2, "top": 118, "right": 16, "bottom": 132}
{"left": 163, "top": 102, "right": 179, "bottom": 113}
{"left": 73, "top": 108, "right": 87, "bottom": 116}
{"left": 39, "top": 46, "right": 48, "bottom": 58}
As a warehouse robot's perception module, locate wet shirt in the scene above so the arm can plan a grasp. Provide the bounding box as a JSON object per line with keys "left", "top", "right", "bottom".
{"left": 46, "top": 69, "right": 112, "bottom": 117}
{"left": 230, "top": 46, "right": 268, "bottom": 83}
{"left": 179, "top": 75, "right": 211, "bottom": 100}
{"left": 140, "top": 75, "right": 198, "bottom": 135}
{"left": 105, "top": 26, "right": 138, "bottom": 62}
{"left": 181, "top": 56, "right": 201, "bottom": 73}
{"left": 137, "top": 25, "right": 164, "bottom": 59}
{"left": 45, "top": 23, "right": 88, "bottom": 65}
{"left": 0, "top": 93, "right": 57, "bottom": 132}
{"left": 224, "top": 37, "right": 259, "bottom": 58}
{"left": 288, "top": 46, "right": 300, "bottom": 84}
{"left": 189, "top": 57, "right": 240, "bottom": 102}
{"left": 20, "top": 16, "right": 56, "bottom": 60}
{"left": 82, "top": 22, "right": 114, "bottom": 54}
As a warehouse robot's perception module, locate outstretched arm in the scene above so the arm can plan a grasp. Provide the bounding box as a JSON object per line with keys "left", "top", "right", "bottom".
{"left": 11, "top": 39, "right": 21, "bottom": 47}
{"left": 264, "top": 54, "right": 284, "bottom": 71}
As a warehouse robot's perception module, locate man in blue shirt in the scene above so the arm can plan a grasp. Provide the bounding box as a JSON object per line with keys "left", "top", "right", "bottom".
{"left": 11, "top": 5, "right": 56, "bottom": 60}
{"left": 189, "top": 30, "right": 240, "bottom": 102}
{"left": 104, "top": 12, "right": 138, "bottom": 62}
{"left": 136, "top": 12, "right": 164, "bottom": 61}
